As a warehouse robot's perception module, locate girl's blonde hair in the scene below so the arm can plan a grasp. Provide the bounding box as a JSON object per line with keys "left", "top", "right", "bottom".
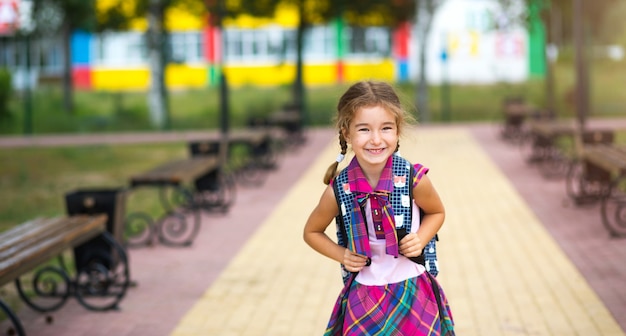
{"left": 323, "top": 81, "right": 415, "bottom": 185}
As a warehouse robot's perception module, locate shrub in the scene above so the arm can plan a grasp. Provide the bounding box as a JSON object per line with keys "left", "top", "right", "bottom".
{"left": 0, "top": 68, "right": 12, "bottom": 120}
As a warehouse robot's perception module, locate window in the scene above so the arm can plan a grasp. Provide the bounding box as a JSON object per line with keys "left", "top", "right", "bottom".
{"left": 304, "top": 25, "right": 335, "bottom": 61}
{"left": 34, "top": 37, "right": 63, "bottom": 75}
{"left": 224, "top": 27, "right": 297, "bottom": 64}
{"left": 93, "top": 32, "right": 146, "bottom": 67}
{"left": 345, "top": 26, "right": 391, "bottom": 59}
{"left": 168, "top": 31, "right": 203, "bottom": 63}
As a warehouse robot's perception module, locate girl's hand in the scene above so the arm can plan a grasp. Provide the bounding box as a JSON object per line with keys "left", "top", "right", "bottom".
{"left": 398, "top": 233, "right": 423, "bottom": 258}
{"left": 342, "top": 249, "right": 369, "bottom": 272}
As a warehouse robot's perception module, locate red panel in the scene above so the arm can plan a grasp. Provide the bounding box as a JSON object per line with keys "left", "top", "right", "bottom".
{"left": 393, "top": 22, "right": 410, "bottom": 59}
{"left": 73, "top": 67, "right": 91, "bottom": 89}
{"left": 336, "top": 60, "right": 344, "bottom": 84}
{"left": 203, "top": 14, "right": 221, "bottom": 63}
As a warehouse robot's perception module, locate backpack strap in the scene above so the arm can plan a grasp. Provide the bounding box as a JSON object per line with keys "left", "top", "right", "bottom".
{"left": 389, "top": 154, "right": 413, "bottom": 232}
{"left": 332, "top": 169, "right": 354, "bottom": 284}
{"left": 333, "top": 154, "right": 440, "bottom": 282}
{"left": 400, "top": 159, "right": 440, "bottom": 276}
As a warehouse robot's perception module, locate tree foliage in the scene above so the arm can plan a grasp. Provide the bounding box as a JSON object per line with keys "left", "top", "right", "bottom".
{"left": 205, "top": 0, "right": 414, "bottom": 27}
{"left": 31, "top": 0, "right": 97, "bottom": 35}
{"left": 513, "top": 0, "right": 622, "bottom": 45}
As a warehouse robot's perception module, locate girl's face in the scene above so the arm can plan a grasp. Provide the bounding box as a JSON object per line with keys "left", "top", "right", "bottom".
{"left": 344, "top": 105, "right": 398, "bottom": 169}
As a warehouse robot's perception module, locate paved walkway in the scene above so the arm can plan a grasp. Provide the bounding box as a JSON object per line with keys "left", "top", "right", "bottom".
{"left": 1, "top": 123, "right": 625, "bottom": 335}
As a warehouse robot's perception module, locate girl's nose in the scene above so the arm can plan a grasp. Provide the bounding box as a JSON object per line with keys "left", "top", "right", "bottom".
{"left": 370, "top": 131, "right": 382, "bottom": 144}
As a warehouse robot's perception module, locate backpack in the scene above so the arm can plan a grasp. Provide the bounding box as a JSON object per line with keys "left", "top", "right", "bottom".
{"left": 332, "top": 154, "right": 439, "bottom": 284}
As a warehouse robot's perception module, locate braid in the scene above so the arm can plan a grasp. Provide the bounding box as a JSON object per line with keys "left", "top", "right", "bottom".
{"left": 323, "top": 131, "right": 348, "bottom": 185}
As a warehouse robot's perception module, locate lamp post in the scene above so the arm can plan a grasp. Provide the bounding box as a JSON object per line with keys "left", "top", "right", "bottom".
{"left": 440, "top": 45, "right": 451, "bottom": 122}
{"left": 22, "top": 32, "right": 32, "bottom": 134}
{"left": 217, "top": 0, "right": 229, "bottom": 166}
{"left": 572, "top": 0, "right": 588, "bottom": 130}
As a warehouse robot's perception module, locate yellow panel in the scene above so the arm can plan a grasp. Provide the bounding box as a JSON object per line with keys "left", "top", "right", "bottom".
{"left": 165, "top": 65, "right": 207, "bottom": 88}
{"left": 92, "top": 68, "right": 150, "bottom": 90}
{"left": 344, "top": 60, "right": 395, "bottom": 82}
{"left": 91, "top": 59, "right": 395, "bottom": 90}
{"left": 223, "top": 65, "right": 294, "bottom": 86}
{"left": 223, "top": 63, "right": 337, "bottom": 87}
{"left": 304, "top": 64, "right": 336, "bottom": 85}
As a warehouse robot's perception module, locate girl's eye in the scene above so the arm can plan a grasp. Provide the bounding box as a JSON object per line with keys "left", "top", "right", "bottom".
{"left": 357, "top": 128, "right": 369, "bottom": 132}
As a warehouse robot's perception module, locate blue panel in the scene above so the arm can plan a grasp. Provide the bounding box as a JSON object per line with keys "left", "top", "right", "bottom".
{"left": 396, "top": 60, "right": 409, "bottom": 82}
{"left": 71, "top": 31, "right": 91, "bottom": 65}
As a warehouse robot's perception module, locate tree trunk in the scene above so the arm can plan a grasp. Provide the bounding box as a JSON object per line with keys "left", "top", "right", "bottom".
{"left": 417, "top": 37, "right": 429, "bottom": 123}
{"left": 62, "top": 20, "right": 74, "bottom": 114}
{"left": 293, "top": 0, "right": 306, "bottom": 127}
{"left": 572, "top": 0, "right": 588, "bottom": 129}
{"left": 146, "top": 0, "right": 169, "bottom": 130}
{"left": 414, "top": 1, "right": 435, "bottom": 123}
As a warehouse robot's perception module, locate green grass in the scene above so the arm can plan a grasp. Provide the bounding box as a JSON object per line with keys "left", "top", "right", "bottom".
{"left": 0, "top": 143, "right": 187, "bottom": 232}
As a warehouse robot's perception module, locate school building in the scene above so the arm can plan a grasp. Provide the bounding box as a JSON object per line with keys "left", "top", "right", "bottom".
{"left": 0, "top": 0, "right": 544, "bottom": 91}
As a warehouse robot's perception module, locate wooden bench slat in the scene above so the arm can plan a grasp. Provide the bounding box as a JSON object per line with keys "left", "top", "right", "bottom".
{"left": 191, "top": 129, "right": 271, "bottom": 155}
{"left": 0, "top": 214, "right": 107, "bottom": 287}
{"left": 227, "top": 129, "right": 269, "bottom": 145}
{"left": 584, "top": 145, "right": 626, "bottom": 176}
{"left": 530, "top": 120, "right": 576, "bottom": 137}
{"left": 0, "top": 215, "right": 107, "bottom": 263}
{"left": 0, "top": 216, "right": 108, "bottom": 261}
{"left": 0, "top": 216, "right": 109, "bottom": 256}
{"left": 0, "top": 217, "right": 66, "bottom": 251}
{"left": 130, "top": 157, "right": 219, "bottom": 185}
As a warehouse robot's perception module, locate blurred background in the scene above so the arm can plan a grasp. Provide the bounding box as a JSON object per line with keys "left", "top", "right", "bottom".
{"left": 0, "top": 0, "right": 623, "bottom": 135}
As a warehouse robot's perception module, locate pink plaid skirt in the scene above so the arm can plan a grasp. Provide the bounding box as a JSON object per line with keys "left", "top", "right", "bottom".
{"left": 325, "top": 272, "right": 454, "bottom": 335}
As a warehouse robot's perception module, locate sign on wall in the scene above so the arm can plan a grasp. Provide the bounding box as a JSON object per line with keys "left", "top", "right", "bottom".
{"left": 0, "top": 0, "right": 19, "bottom": 35}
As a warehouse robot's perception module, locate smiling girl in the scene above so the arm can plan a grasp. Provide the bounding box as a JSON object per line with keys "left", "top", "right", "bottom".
{"left": 303, "top": 81, "right": 455, "bottom": 335}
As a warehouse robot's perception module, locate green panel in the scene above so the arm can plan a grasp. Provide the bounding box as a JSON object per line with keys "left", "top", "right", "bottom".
{"left": 207, "top": 65, "right": 220, "bottom": 87}
{"left": 528, "top": 3, "right": 546, "bottom": 77}
{"left": 335, "top": 17, "right": 344, "bottom": 59}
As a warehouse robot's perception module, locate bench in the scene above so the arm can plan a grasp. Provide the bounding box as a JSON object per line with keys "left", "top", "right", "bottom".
{"left": 567, "top": 143, "right": 626, "bottom": 237}
{"left": 520, "top": 119, "right": 579, "bottom": 178}
{"left": 268, "top": 108, "right": 305, "bottom": 148}
{"left": 0, "top": 215, "right": 130, "bottom": 336}
{"left": 127, "top": 156, "right": 221, "bottom": 247}
{"left": 500, "top": 96, "right": 532, "bottom": 142}
{"left": 565, "top": 130, "right": 616, "bottom": 203}
{"left": 189, "top": 128, "right": 277, "bottom": 188}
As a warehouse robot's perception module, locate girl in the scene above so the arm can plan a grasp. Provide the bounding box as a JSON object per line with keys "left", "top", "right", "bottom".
{"left": 303, "top": 81, "right": 454, "bottom": 335}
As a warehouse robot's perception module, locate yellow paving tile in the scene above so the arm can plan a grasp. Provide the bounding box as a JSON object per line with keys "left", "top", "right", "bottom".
{"left": 171, "top": 127, "right": 623, "bottom": 336}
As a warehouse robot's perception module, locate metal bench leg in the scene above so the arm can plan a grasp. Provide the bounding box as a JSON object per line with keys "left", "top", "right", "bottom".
{"left": 157, "top": 205, "right": 201, "bottom": 247}
{"left": 195, "top": 169, "right": 236, "bottom": 213}
{"left": 565, "top": 160, "right": 607, "bottom": 205}
{"left": 0, "top": 299, "right": 26, "bottom": 336}
{"left": 124, "top": 211, "right": 156, "bottom": 247}
{"left": 74, "top": 231, "right": 131, "bottom": 311}
{"left": 600, "top": 176, "right": 626, "bottom": 237}
{"left": 15, "top": 264, "right": 72, "bottom": 313}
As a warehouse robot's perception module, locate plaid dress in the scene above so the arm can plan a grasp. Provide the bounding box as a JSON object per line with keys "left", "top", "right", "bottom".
{"left": 325, "top": 271, "right": 454, "bottom": 335}
{"left": 325, "top": 156, "right": 454, "bottom": 335}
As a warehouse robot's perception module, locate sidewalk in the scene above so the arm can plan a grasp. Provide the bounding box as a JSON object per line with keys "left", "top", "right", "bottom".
{"left": 1, "top": 124, "right": 625, "bottom": 335}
